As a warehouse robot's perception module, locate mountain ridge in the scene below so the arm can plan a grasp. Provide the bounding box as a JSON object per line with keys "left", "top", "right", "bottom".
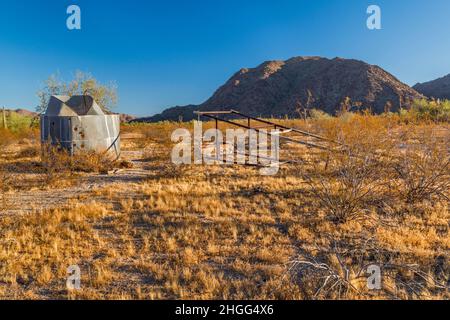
{"left": 413, "top": 74, "right": 450, "bottom": 100}
{"left": 136, "top": 56, "right": 423, "bottom": 122}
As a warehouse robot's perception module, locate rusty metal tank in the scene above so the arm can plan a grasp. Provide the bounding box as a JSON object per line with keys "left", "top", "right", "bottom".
{"left": 40, "top": 95, "right": 120, "bottom": 159}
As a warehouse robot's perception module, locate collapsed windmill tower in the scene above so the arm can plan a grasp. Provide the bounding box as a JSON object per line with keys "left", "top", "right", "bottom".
{"left": 40, "top": 95, "right": 120, "bottom": 159}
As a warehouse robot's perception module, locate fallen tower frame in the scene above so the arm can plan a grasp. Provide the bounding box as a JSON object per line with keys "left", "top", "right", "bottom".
{"left": 194, "top": 109, "right": 342, "bottom": 167}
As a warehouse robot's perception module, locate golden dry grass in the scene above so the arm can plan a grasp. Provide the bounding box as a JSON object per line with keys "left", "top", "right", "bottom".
{"left": 0, "top": 113, "right": 448, "bottom": 300}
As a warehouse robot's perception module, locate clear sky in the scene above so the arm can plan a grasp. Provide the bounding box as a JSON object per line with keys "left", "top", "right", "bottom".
{"left": 0, "top": 0, "right": 449, "bottom": 116}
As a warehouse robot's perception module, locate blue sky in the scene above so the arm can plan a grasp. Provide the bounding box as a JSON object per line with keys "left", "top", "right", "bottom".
{"left": 0, "top": 0, "right": 449, "bottom": 116}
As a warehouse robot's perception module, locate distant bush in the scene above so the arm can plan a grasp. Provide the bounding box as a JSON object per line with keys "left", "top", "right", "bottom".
{"left": 5, "top": 112, "right": 34, "bottom": 132}
{"left": 37, "top": 71, "right": 117, "bottom": 114}
{"left": 0, "top": 111, "right": 38, "bottom": 148}
{"left": 309, "top": 109, "right": 332, "bottom": 120}
{"left": 401, "top": 99, "right": 450, "bottom": 122}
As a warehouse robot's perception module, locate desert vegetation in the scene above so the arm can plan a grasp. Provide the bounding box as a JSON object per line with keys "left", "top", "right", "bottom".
{"left": 0, "top": 107, "right": 448, "bottom": 300}
{"left": 36, "top": 71, "right": 118, "bottom": 114}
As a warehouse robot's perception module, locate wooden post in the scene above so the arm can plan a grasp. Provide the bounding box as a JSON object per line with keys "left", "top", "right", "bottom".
{"left": 2, "top": 107, "right": 7, "bottom": 130}
{"left": 215, "top": 118, "right": 219, "bottom": 161}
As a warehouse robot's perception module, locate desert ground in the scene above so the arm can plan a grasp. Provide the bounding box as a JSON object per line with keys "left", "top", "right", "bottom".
{"left": 0, "top": 113, "right": 448, "bottom": 300}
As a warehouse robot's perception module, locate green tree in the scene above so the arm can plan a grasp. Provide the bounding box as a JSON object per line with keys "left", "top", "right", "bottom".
{"left": 36, "top": 71, "right": 118, "bottom": 114}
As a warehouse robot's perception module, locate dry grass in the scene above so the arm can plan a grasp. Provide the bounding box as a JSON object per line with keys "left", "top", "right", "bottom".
{"left": 0, "top": 114, "right": 448, "bottom": 300}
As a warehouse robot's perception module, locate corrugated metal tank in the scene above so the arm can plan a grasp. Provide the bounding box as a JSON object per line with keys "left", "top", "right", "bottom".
{"left": 40, "top": 95, "right": 121, "bottom": 159}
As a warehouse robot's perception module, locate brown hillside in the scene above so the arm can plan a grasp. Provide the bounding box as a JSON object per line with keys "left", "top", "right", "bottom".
{"left": 137, "top": 56, "right": 422, "bottom": 122}
{"left": 414, "top": 74, "right": 450, "bottom": 100}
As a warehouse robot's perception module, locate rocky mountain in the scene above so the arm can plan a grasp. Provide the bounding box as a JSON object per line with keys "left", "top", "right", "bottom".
{"left": 117, "top": 113, "right": 136, "bottom": 123}
{"left": 13, "top": 109, "right": 37, "bottom": 117}
{"left": 1, "top": 108, "right": 38, "bottom": 117}
{"left": 135, "top": 105, "right": 197, "bottom": 123}
{"left": 413, "top": 74, "right": 450, "bottom": 100}
{"left": 136, "top": 56, "right": 423, "bottom": 122}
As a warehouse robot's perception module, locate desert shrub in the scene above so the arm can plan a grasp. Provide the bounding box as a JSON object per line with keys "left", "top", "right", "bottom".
{"left": 302, "top": 113, "right": 398, "bottom": 223}
{"left": 400, "top": 99, "right": 450, "bottom": 123}
{"left": 0, "top": 169, "right": 12, "bottom": 211}
{"left": 5, "top": 112, "right": 34, "bottom": 132}
{"left": 70, "top": 151, "right": 115, "bottom": 173}
{"left": 288, "top": 240, "right": 448, "bottom": 299}
{"left": 0, "top": 128, "right": 16, "bottom": 148}
{"left": 16, "top": 145, "right": 40, "bottom": 158}
{"left": 391, "top": 138, "right": 449, "bottom": 204}
{"left": 314, "top": 111, "right": 396, "bottom": 145}
{"left": 131, "top": 122, "right": 192, "bottom": 161}
{"left": 115, "top": 159, "right": 134, "bottom": 169}
{"left": 0, "top": 126, "right": 39, "bottom": 149}
{"left": 309, "top": 109, "right": 332, "bottom": 120}
{"left": 303, "top": 150, "right": 382, "bottom": 223}
{"left": 41, "top": 146, "right": 76, "bottom": 185}
{"left": 37, "top": 71, "right": 117, "bottom": 114}
{"left": 41, "top": 145, "right": 115, "bottom": 184}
